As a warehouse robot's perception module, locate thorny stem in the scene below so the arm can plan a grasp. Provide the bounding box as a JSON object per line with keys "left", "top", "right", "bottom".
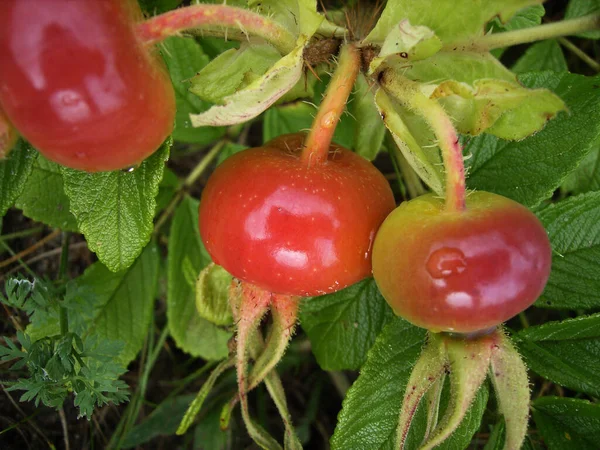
{"left": 380, "top": 73, "right": 466, "bottom": 211}
{"left": 302, "top": 43, "right": 361, "bottom": 165}
{"left": 445, "top": 13, "right": 600, "bottom": 52}
{"left": 136, "top": 4, "right": 296, "bottom": 54}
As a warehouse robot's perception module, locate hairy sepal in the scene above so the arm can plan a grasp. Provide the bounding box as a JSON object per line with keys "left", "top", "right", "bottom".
{"left": 190, "top": 40, "right": 306, "bottom": 127}
{"left": 420, "top": 332, "right": 495, "bottom": 449}
{"left": 395, "top": 332, "right": 448, "bottom": 449}
{"left": 196, "top": 263, "right": 234, "bottom": 326}
{"left": 374, "top": 89, "right": 445, "bottom": 196}
{"left": 489, "top": 331, "right": 530, "bottom": 450}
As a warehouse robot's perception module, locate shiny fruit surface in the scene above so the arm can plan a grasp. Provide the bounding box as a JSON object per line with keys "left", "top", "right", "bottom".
{"left": 0, "top": 0, "right": 175, "bottom": 172}
{"left": 372, "top": 192, "right": 552, "bottom": 333}
{"left": 199, "top": 133, "right": 396, "bottom": 297}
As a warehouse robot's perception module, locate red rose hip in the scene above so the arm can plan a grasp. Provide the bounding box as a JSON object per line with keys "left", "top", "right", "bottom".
{"left": 0, "top": 0, "right": 175, "bottom": 172}
{"left": 372, "top": 192, "right": 552, "bottom": 333}
{"left": 199, "top": 133, "right": 396, "bottom": 297}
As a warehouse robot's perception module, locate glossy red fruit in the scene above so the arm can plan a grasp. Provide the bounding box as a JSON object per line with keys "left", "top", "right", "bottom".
{"left": 0, "top": 0, "right": 175, "bottom": 172}
{"left": 372, "top": 192, "right": 552, "bottom": 333}
{"left": 199, "top": 133, "right": 396, "bottom": 297}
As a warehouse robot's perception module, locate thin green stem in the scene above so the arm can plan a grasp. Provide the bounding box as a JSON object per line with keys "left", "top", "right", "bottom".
{"left": 0, "top": 226, "right": 44, "bottom": 243}
{"left": 153, "top": 140, "right": 226, "bottom": 235}
{"left": 302, "top": 44, "right": 361, "bottom": 165}
{"left": 446, "top": 13, "right": 600, "bottom": 52}
{"left": 136, "top": 4, "right": 297, "bottom": 54}
{"left": 58, "top": 233, "right": 71, "bottom": 336}
{"left": 381, "top": 73, "right": 466, "bottom": 211}
{"left": 558, "top": 37, "right": 600, "bottom": 72}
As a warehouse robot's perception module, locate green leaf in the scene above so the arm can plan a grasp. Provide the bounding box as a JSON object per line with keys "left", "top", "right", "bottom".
{"left": 190, "top": 43, "right": 281, "bottom": 105}
{"left": 465, "top": 72, "right": 600, "bottom": 207}
{"left": 155, "top": 167, "right": 179, "bottom": 214}
{"left": 331, "top": 318, "right": 426, "bottom": 449}
{"left": 299, "top": 278, "right": 394, "bottom": 371}
{"left": 562, "top": 144, "right": 600, "bottom": 195}
{"left": 0, "top": 140, "right": 37, "bottom": 217}
{"left": 565, "top": 0, "right": 600, "bottom": 39}
{"left": 513, "top": 313, "right": 600, "bottom": 397}
{"left": 190, "top": 42, "right": 306, "bottom": 127}
{"left": 122, "top": 394, "right": 196, "bottom": 448}
{"left": 434, "top": 384, "right": 489, "bottom": 450}
{"left": 167, "top": 195, "right": 231, "bottom": 360}
{"left": 483, "top": 420, "right": 506, "bottom": 450}
{"left": 216, "top": 142, "right": 248, "bottom": 166}
{"left": 489, "top": 4, "right": 545, "bottom": 32}
{"left": 532, "top": 397, "right": 600, "bottom": 449}
{"left": 27, "top": 243, "right": 160, "bottom": 366}
{"left": 512, "top": 40, "right": 567, "bottom": 73}
{"left": 262, "top": 103, "right": 314, "bottom": 143}
{"left": 248, "top": 0, "right": 326, "bottom": 38}
{"left": 161, "top": 37, "right": 226, "bottom": 145}
{"left": 62, "top": 140, "right": 170, "bottom": 272}
{"left": 196, "top": 263, "right": 234, "bottom": 326}
{"left": 536, "top": 192, "right": 600, "bottom": 309}
{"left": 352, "top": 75, "right": 386, "bottom": 160}
{"left": 194, "top": 407, "right": 233, "bottom": 450}
{"left": 15, "top": 155, "right": 77, "bottom": 231}
{"left": 375, "top": 89, "right": 444, "bottom": 195}
{"left": 365, "top": 0, "right": 543, "bottom": 43}
{"left": 138, "top": 0, "right": 182, "bottom": 14}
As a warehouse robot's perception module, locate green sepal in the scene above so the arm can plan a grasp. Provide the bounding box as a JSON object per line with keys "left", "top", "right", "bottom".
{"left": 195, "top": 263, "right": 234, "bottom": 326}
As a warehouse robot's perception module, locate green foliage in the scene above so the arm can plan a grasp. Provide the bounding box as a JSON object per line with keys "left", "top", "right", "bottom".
{"left": 0, "top": 140, "right": 37, "bottom": 217}
{"left": 513, "top": 313, "right": 600, "bottom": 397}
{"left": 331, "top": 319, "right": 426, "bottom": 448}
{"left": 62, "top": 139, "right": 170, "bottom": 272}
{"left": 299, "top": 278, "right": 394, "bottom": 371}
{"left": 465, "top": 72, "right": 600, "bottom": 207}
{"left": 512, "top": 40, "right": 567, "bottom": 73}
{"left": 161, "top": 37, "right": 227, "bottom": 144}
{"left": 167, "top": 195, "right": 231, "bottom": 360}
{"left": 532, "top": 397, "right": 600, "bottom": 449}
{"left": 565, "top": 0, "right": 600, "bottom": 39}
{"left": 536, "top": 192, "right": 600, "bottom": 309}
{"left": 0, "top": 278, "right": 129, "bottom": 420}
{"left": 15, "top": 155, "right": 78, "bottom": 231}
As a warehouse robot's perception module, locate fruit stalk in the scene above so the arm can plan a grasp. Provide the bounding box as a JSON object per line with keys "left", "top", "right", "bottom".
{"left": 302, "top": 44, "right": 361, "bottom": 165}
{"left": 446, "top": 13, "right": 600, "bottom": 52}
{"left": 380, "top": 73, "right": 466, "bottom": 211}
{"left": 136, "top": 4, "right": 296, "bottom": 54}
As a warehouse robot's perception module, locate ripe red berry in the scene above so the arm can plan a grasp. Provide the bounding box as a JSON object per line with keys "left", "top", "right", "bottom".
{"left": 199, "top": 133, "right": 396, "bottom": 297}
{"left": 0, "top": 0, "right": 175, "bottom": 172}
{"left": 372, "top": 192, "right": 552, "bottom": 333}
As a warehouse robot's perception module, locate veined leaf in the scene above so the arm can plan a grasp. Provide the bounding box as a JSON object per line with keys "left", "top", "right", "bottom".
{"left": 15, "top": 155, "right": 77, "bottom": 231}
{"left": 514, "top": 313, "right": 600, "bottom": 397}
{"left": 536, "top": 192, "right": 600, "bottom": 309}
{"left": 167, "top": 195, "right": 231, "bottom": 360}
{"left": 299, "top": 278, "right": 394, "bottom": 371}
{"left": 0, "top": 140, "right": 37, "bottom": 217}
{"left": 512, "top": 40, "right": 567, "bottom": 73}
{"left": 62, "top": 140, "right": 170, "bottom": 272}
{"left": 365, "top": 0, "right": 543, "bottom": 43}
{"left": 532, "top": 397, "right": 600, "bottom": 450}
{"left": 190, "top": 42, "right": 306, "bottom": 127}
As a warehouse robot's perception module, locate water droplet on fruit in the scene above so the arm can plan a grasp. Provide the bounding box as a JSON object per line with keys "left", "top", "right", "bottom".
{"left": 426, "top": 247, "right": 467, "bottom": 279}
{"left": 122, "top": 164, "right": 139, "bottom": 173}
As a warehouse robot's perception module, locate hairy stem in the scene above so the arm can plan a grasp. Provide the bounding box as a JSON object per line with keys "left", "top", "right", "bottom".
{"left": 446, "top": 13, "right": 600, "bottom": 52}
{"left": 136, "top": 4, "right": 296, "bottom": 54}
{"left": 302, "top": 44, "right": 360, "bottom": 165}
{"left": 381, "top": 73, "right": 466, "bottom": 211}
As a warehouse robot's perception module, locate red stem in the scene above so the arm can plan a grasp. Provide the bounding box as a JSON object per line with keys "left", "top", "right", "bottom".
{"left": 301, "top": 44, "right": 361, "bottom": 166}
{"left": 136, "top": 4, "right": 296, "bottom": 54}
